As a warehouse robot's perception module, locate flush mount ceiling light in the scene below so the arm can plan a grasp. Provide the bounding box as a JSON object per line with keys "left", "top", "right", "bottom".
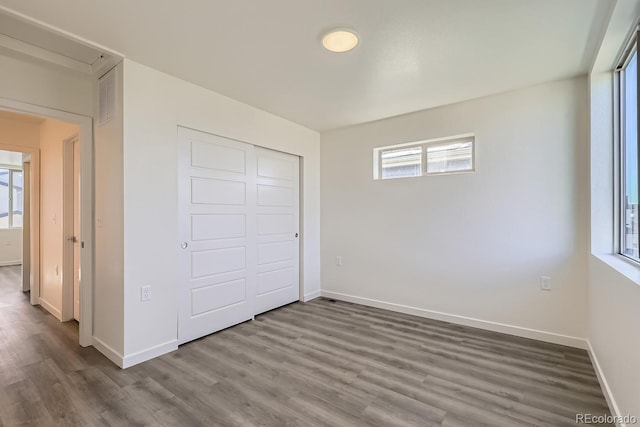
{"left": 322, "top": 29, "right": 359, "bottom": 53}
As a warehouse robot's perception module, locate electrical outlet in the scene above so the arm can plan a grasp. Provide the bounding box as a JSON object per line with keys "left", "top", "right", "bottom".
{"left": 141, "top": 286, "right": 152, "bottom": 301}
{"left": 335, "top": 256, "right": 343, "bottom": 266}
{"left": 540, "top": 276, "right": 552, "bottom": 291}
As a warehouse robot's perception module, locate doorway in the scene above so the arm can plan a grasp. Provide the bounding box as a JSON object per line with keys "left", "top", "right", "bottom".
{"left": 0, "top": 97, "right": 93, "bottom": 347}
{"left": 0, "top": 141, "right": 40, "bottom": 306}
{"left": 0, "top": 150, "right": 27, "bottom": 275}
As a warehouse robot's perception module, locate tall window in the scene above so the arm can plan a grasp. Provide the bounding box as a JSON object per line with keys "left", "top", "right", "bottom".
{"left": 620, "top": 30, "right": 639, "bottom": 261}
{"left": 0, "top": 168, "right": 23, "bottom": 229}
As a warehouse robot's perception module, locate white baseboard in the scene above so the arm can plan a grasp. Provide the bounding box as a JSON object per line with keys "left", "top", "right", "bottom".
{"left": 93, "top": 336, "right": 125, "bottom": 368}
{"left": 122, "top": 339, "right": 178, "bottom": 369}
{"left": 39, "top": 298, "right": 62, "bottom": 321}
{"left": 303, "top": 289, "right": 321, "bottom": 302}
{"left": 0, "top": 260, "right": 21, "bottom": 267}
{"left": 93, "top": 336, "right": 178, "bottom": 369}
{"left": 321, "top": 291, "right": 588, "bottom": 349}
{"left": 587, "top": 340, "right": 625, "bottom": 427}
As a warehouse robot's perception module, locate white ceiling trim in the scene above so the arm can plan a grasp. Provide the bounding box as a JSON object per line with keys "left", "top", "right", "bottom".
{"left": 0, "top": 5, "right": 124, "bottom": 76}
{"left": 0, "top": 5, "right": 125, "bottom": 58}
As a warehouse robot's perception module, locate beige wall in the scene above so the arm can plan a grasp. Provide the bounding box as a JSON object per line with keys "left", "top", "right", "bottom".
{"left": 321, "top": 76, "right": 589, "bottom": 346}
{"left": 0, "top": 115, "right": 40, "bottom": 266}
{"left": 38, "top": 118, "right": 78, "bottom": 319}
{"left": 0, "top": 114, "right": 40, "bottom": 148}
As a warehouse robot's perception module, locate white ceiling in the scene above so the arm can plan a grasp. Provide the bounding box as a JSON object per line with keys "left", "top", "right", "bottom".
{"left": 0, "top": 0, "right": 612, "bottom": 131}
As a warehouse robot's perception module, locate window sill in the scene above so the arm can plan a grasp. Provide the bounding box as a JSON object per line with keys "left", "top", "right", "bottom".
{"left": 592, "top": 253, "right": 640, "bottom": 287}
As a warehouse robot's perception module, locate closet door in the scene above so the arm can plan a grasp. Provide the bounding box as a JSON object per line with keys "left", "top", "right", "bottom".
{"left": 178, "top": 127, "right": 300, "bottom": 344}
{"left": 254, "top": 147, "right": 300, "bottom": 314}
{"left": 178, "top": 127, "right": 257, "bottom": 344}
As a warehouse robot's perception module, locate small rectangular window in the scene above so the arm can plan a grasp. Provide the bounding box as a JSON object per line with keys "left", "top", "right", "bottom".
{"left": 381, "top": 146, "right": 422, "bottom": 179}
{"left": 619, "top": 30, "right": 639, "bottom": 262}
{"left": 374, "top": 134, "right": 474, "bottom": 180}
{"left": 426, "top": 140, "right": 473, "bottom": 174}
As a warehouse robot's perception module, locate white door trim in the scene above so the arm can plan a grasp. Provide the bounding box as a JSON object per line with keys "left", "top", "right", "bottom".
{"left": 62, "top": 135, "right": 80, "bottom": 322}
{"left": 0, "top": 97, "right": 94, "bottom": 347}
{"left": 22, "top": 158, "right": 31, "bottom": 292}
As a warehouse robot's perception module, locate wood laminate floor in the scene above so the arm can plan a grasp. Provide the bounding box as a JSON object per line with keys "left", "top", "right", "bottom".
{"left": 0, "top": 266, "right": 612, "bottom": 426}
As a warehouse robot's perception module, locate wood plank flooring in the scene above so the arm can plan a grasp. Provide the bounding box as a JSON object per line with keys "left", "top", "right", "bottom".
{"left": 0, "top": 266, "right": 612, "bottom": 426}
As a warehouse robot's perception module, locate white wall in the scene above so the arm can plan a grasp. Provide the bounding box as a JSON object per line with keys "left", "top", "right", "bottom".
{"left": 321, "top": 77, "right": 589, "bottom": 345}
{"left": 0, "top": 150, "right": 24, "bottom": 165}
{"left": 587, "top": 0, "right": 640, "bottom": 421}
{"left": 38, "top": 118, "right": 78, "bottom": 320}
{"left": 588, "top": 257, "right": 640, "bottom": 421}
{"left": 92, "top": 63, "right": 125, "bottom": 361}
{"left": 120, "top": 59, "right": 320, "bottom": 366}
{"left": 0, "top": 229, "right": 22, "bottom": 266}
{"left": 0, "top": 50, "right": 92, "bottom": 116}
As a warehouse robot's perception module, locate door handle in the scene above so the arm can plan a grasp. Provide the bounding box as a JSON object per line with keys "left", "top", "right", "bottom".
{"left": 67, "top": 236, "right": 78, "bottom": 243}
{"left": 181, "top": 242, "right": 189, "bottom": 249}
{"left": 295, "top": 233, "right": 299, "bottom": 238}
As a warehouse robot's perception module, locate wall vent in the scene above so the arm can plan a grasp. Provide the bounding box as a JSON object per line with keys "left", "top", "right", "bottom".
{"left": 98, "top": 69, "right": 116, "bottom": 125}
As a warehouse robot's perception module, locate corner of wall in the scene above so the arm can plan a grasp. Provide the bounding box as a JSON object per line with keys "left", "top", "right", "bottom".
{"left": 586, "top": 340, "right": 624, "bottom": 424}
{"left": 92, "top": 61, "right": 126, "bottom": 360}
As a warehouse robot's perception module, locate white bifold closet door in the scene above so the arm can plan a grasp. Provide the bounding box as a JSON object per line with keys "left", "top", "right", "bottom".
{"left": 178, "top": 127, "right": 299, "bottom": 345}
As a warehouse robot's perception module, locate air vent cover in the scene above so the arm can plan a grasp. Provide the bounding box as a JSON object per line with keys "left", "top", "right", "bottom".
{"left": 98, "top": 69, "right": 116, "bottom": 125}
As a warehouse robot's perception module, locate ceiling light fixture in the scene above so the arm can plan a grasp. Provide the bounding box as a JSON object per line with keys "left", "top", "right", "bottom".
{"left": 322, "top": 29, "right": 359, "bottom": 53}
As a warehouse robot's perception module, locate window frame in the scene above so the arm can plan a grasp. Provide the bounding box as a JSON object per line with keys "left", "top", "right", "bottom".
{"left": 0, "top": 165, "right": 24, "bottom": 229}
{"left": 617, "top": 27, "right": 640, "bottom": 263}
{"left": 374, "top": 133, "right": 475, "bottom": 180}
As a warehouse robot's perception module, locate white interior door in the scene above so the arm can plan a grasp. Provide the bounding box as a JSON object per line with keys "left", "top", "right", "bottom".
{"left": 255, "top": 147, "right": 300, "bottom": 314}
{"left": 62, "top": 136, "right": 81, "bottom": 322}
{"left": 178, "top": 128, "right": 300, "bottom": 344}
{"left": 73, "top": 139, "right": 81, "bottom": 321}
{"left": 178, "top": 127, "right": 257, "bottom": 344}
{"left": 22, "top": 160, "right": 30, "bottom": 293}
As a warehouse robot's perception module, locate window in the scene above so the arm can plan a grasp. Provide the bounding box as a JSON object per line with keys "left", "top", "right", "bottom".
{"left": 374, "top": 134, "right": 474, "bottom": 180}
{"left": 0, "top": 168, "right": 23, "bottom": 229}
{"left": 619, "top": 29, "right": 639, "bottom": 261}
{"left": 380, "top": 146, "right": 422, "bottom": 179}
